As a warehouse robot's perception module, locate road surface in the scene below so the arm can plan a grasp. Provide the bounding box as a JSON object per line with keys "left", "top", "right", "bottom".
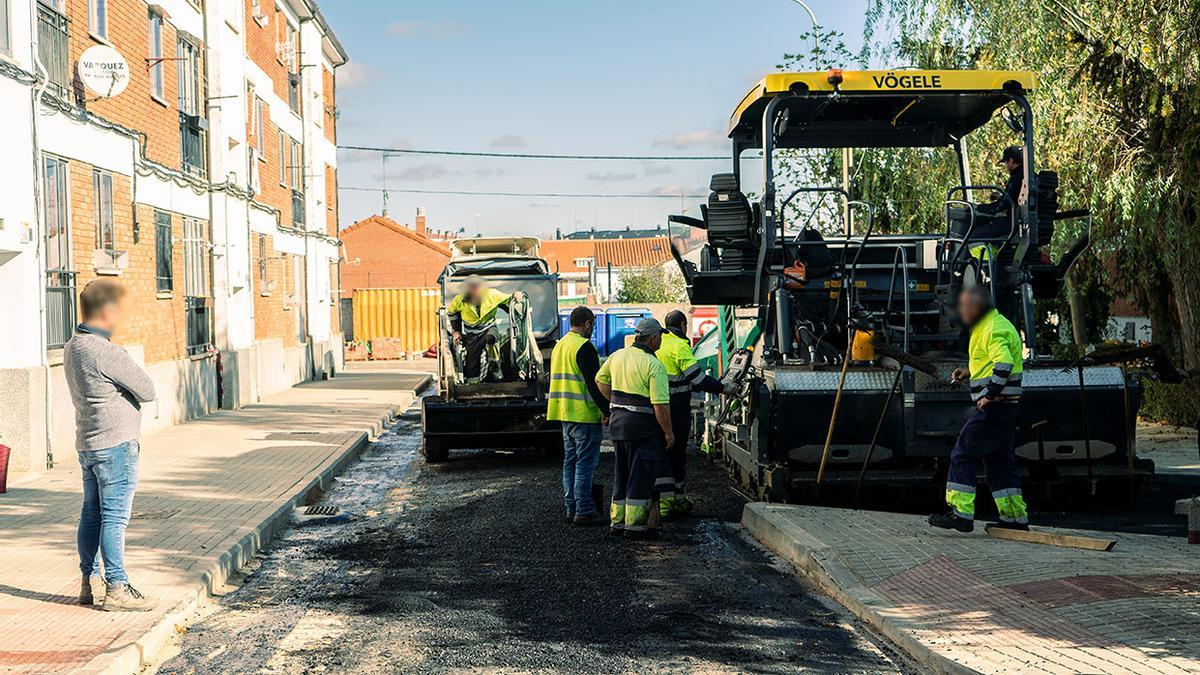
{"left": 157, "top": 411, "right": 914, "bottom": 673}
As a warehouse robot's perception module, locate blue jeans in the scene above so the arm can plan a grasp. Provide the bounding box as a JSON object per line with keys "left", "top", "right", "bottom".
{"left": 77, "top": 441, "right": 140, "bottom": 584}
{"left": 561, "top": 422, "right": 603, "bottom": 516}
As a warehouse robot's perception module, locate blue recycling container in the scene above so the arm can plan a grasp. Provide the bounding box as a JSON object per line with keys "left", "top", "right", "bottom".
{"left": 558, "top": 307, "right": 607, "bottom": 354}
{"left": 603, "top": 307, "right": 652, "bottom": 356}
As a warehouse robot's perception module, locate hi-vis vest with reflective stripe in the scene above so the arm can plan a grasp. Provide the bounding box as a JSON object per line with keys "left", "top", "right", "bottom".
{"left": 596, "top": 345, "right": 670, "bottom": 415}
{"left": 447, "top": 288, "right": 511, "bottom": 333}
{"left": 969, "top": 308, "right": 1024, "bottom": 401}
{"left": 547, "top": 331, "right": 602, "bottom": 424}
{"left": 656, "top": 330, "right": 704, "bottom": 397}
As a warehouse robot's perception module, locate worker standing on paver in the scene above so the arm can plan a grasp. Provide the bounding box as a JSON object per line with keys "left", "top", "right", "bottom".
{"left": 655, "top": 310, "right": 727, "bottom": 519}
{"left": 930, "top": 286, "right": 1030, "bottom": 533}
{"left": 447, "top": 276, "right": 523, "bottom": 383}
{"left": 547, "top": 306, "right": 610, "bottom": 526}
{"left": 596, "top": 318, "right": 675, "bottom": 539}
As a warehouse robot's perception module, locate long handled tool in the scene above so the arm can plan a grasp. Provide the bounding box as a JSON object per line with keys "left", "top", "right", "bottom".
{"left": 815, "top": 330, "right": 856, "bottom": 493}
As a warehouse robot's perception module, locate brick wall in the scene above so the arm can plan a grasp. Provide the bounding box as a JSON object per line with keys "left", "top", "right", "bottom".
{"left": 68, "top": 163, "right": 193, "bottom": 365}
{"left": 244, "top": 0, "right": 293, "bottom": 110}
{"left": 65, "top": 0, "right": 194, "bottom": 170}
{"left": 251, "top": 232, "right": 300, "bottom": 347}
{"left": 322, "top": 66, "right": 336, "bottom": 143}
{"left": 324, "top": 165, "right": 337, "bottom": 236}
{"left": 340, "top": 219, "right": 450, "bottom": 296}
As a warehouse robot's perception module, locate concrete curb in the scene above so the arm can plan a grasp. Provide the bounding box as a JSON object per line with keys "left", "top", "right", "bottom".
{"left": 78, "top": 376, "right": 429, "bottom": 675}
{"left": 741, "top": 503, "right": 978, "bottom": 675}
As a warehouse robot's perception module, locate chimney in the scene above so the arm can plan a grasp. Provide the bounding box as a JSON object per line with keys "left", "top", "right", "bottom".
{"left": 415, "top": 207, "right": 427, "bottom": 236}
{"left": 555, "top": 227, "right": 562, "bottom": 240}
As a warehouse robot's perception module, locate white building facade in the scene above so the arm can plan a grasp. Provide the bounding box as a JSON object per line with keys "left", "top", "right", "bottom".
{"left": 0, "top": 0, "right": 347, "bottom": 475}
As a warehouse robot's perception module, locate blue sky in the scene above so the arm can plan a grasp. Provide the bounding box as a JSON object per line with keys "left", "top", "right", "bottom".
{"left": 323, "top": 1, "right": 869, "bottom": 238}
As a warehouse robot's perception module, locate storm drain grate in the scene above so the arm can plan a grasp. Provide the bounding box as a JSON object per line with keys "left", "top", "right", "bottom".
{"left": 305, "top": 504, "right": 340, "bottom": 516}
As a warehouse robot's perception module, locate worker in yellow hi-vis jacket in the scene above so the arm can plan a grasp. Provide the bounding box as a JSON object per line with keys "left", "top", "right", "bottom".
{"left": 596, "top": 318, "right": 674, "bottom": 540}
{"left": 930, "top": 286, "right": 1029, "bottom": 534}
{"left": 447, "top": 275, "right": 523, "bottom": 383}
{"left": 655, "top": 310, "right": 727, "bottom": 519}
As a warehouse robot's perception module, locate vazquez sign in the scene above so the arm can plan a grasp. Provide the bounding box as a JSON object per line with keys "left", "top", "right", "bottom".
{"left": 78, "top": 45, "right": 130, "bottom": 98}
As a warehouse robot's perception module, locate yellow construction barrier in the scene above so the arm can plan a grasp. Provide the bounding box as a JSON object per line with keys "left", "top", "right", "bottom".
{"left": 352, "top": 288, "right": 441, "bottom": 352}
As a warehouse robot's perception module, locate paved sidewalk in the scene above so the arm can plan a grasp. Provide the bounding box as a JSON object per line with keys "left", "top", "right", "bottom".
{"left": 0, "top": 367, "right": 429, "bottom": 674}
{"left": 744, "top": 504, "right": 1200, "bottom": 674}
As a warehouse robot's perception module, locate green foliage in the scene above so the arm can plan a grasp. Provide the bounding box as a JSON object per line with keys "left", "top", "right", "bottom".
{"left": 860, "top": 0, "right": 1200, "bottom": 368}
{"left": 1140, "top": 378, "right": 1200, "bottom": 428}
{"left": 615, "top": 266, "right": 686, "bottom": 304}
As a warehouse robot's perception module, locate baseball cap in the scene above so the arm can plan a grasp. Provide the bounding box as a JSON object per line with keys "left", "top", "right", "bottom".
{"left": 998, "top": 146, "right": 1022, "bottom": 165}
{"left": 634, "top": 317, "right": 663, "bottom": 339}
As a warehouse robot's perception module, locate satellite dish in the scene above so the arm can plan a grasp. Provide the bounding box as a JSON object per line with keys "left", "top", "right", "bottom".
{"left": 78, "top": 45, "right": 130, "bottom": 98}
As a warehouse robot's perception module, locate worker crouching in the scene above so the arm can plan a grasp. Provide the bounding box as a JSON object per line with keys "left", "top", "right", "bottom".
{"left": 447, "top": 275, "right": 522, "bottom": 383}
{"left": 930, "top": 286, "right": 1030, "bottom": 533}
{"left": 596, "top": 318, "right": 675, "bottom": 539}
{"left": 656, "top": 310, "right": 728, "bottom": 520}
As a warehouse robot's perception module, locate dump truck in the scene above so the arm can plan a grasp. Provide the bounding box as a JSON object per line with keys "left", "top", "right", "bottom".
{"left": 668, "top": 69, "right": 1149, "bottom": 502}
{"left": 420, "top": 237, "right": 562, "bottom": 462}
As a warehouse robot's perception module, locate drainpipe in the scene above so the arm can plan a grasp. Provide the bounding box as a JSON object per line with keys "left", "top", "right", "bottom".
{"left": 31, "top": 3, "right": 53, "bottom": 469}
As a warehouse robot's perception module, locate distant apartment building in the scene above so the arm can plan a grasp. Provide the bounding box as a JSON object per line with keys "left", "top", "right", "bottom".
{"left": 340, "top": 210, "right": 452, "bottom": 294}
{"left": 541, "top": 236, "right": 676, "bottom": 302}
{"left": 0, "top": 0, "right": 347, "bottom": 475}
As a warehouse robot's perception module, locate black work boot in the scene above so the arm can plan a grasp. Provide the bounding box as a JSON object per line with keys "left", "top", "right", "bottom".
{"left": 573, "top": 512, "right": 606, "bottom": 527}
{"left": 563, "top": 512, "right": 575, "bottom": 524}
{"left": 989, "top": 520, "right": 1030, "bottom": 532}
{"left": 928, "top": 511, "right": 975, "bottom": 533}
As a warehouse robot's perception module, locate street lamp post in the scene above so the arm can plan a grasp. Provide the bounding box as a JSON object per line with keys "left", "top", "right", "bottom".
{"left": 788, "top": 0, "right": 822, "bottom": 59}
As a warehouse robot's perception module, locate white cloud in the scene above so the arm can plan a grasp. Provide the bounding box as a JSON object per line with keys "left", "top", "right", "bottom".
{"left": 490, "top": 134, "right": 527, "bottom": 148}
{"left": 475, "top": 168, "right": 508, "bottom": 178}
{"left": 642, "top": 162, "right": 674, "bottom": 177}
{"left": 387, "top": 19, "right": 469, "bottom": 38}
{"left": 645, "top": 185, "right": 696, "bottom": 197}
{"left": 653, "top": 129, "right": 727, "bottom": 149}
{"left": 374, "top": 162, "right": 458, "bottom": 182}
{"left": 337, "top": 62, "right": 375, "bottom": 90}
{"left": 585, "top": 171, "right": 637, "bottom": 183}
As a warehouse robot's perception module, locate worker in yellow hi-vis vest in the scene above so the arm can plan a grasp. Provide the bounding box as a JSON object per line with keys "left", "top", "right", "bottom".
{"left": 596, "top": 318, "right": 674, "bottom": 540}
{"left": 930, "top": 286, "right": 1029, "bottom": 534}
{"left": 447, "top": 275, "right": 523, "bottom": 383}
{"left": 655, "top": 310, "right": 727, "bottom": 519}
{"left": 547, "top": 306, "right": 609, "bottom": 527}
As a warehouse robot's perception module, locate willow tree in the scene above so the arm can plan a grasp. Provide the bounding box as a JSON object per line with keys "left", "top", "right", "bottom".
{"left": 860, "top": 0, "right": 1200, "bottom": 366}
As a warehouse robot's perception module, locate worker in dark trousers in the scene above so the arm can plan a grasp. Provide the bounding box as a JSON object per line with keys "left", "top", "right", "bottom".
{"left": 655, "top": 310, "right": 726, "bottom": 519}
{"left": 596, "top": 318, "right": 674, "bottom": 539}
{"left": 447, "top": 276, "right": 522, "bottom": 383}
{"left": 930, "top": 286, "right": 1030, "bottom": 533}
{"left": 547, "top": 306, "right": 610, "bottom": 526}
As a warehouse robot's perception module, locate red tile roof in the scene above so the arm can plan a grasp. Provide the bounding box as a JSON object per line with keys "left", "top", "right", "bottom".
{"left": 341, "top": 215, "right": 451, "bottom": 257}
{"left": 541, "top": 237, "right": 674, "bottom": 273}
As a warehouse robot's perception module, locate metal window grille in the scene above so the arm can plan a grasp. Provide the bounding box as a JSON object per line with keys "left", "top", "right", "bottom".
{"left": 155, "top": 210, "right": 173, "bottom": 292}
{"left": 178, "top": 38, "right": 206, "bottom": 177}
{"left": 37, "top": 4, "right": 70, "bottom": 100}
{"left": 46, "top": 271, "right": 77, "bottom": 350}
{"left": 93, "top": 170, "right": 114, "bottom": 252}
{"left": 182, "top": 217, "right": 210, "bottom": 354}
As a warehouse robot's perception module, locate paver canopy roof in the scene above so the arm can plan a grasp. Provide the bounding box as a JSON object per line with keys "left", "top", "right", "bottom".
{"left": 728, "top": 70, "right": 1036, "bottom": 149}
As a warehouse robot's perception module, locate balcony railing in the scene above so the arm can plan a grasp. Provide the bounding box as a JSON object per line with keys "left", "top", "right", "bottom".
{"left": 46, "top": 270, "right": 77, "bottom": 350}
{"left": 37, "top": 3, "right": 71, "bottom": 100}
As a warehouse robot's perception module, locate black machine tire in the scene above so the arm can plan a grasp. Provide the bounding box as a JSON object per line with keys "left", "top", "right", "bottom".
{"left": 421, "top": 437, "right": 449, "bottom": 464}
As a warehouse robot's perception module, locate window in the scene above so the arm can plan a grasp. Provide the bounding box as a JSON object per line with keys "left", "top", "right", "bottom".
{"left": 278, "top": 130, "right": 287, "bottom": 186}
{"left": 1, "top": 0, "right": 11, "bottom": 55}
{"left": 155, "top": 211, "right": 173, "bottom": 292}
{"left": 88, "top": 0, "right": 107, "bottom": 40}
{"left": 148, "top": 11, "right": 164, "bottom": 99}
{"left": 44, "top": 156, "right": 71, "bottom": 272}
{"left": 178, "top": 38, "right": 206, "bottom": 176}
{"left": 289, "top": 138, "right": 302, "bottom": 190}
{"left": 255, "top": 97, "right": 266, "bottom": 157}
{"left": 257, "top": 234, "right": 268, "bottom": 284}
{"left": 93, "top": 170, "right": 114, "bottom": 252}
{"left": 182, "top": 217, "right": 211, "bottom": 355}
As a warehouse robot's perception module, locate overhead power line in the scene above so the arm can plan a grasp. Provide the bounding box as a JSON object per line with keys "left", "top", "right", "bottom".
{"left": 341, "top": 185, "right": 706, "bottom": 199}
{"left": 339, "top": 144, "right": 727, "bottom": 162}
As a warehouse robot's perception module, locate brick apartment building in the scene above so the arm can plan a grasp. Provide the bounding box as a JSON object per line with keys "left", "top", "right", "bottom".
{"left": 0, "top": 0, "right": 347, "bottom": 475}
{"left": 541, "top": 236, "right": 677, "bottom": 302}
{"left": 340, "top": 209, "right": 451, "bottom": 293}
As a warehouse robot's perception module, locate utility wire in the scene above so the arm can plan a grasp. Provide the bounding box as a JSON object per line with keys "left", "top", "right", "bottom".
{"left": 341, "top": 185, "right": 707, "bottom": 199}
{"left": 339, "top": 144, "right": 727, "bottom": 162}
